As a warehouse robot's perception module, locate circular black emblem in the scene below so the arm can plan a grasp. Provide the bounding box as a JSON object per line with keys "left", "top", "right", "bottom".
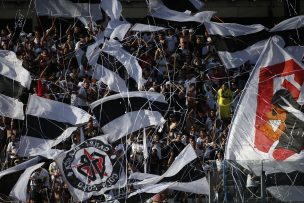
{"left": 62, "top": 139, "right": 120, "bottom": 192}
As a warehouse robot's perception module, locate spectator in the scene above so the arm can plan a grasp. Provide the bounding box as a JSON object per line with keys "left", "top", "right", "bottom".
{"left": 29, "top": 166, "right": 50, "bottom": 203}
{"left": 6, "top": 132, "right": 19, "bottom": 167}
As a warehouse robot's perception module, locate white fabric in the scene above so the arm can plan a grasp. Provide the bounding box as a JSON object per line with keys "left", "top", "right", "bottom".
{"left": 134, "top": 144, "right": 197, "bottom": 187}
{"left": 102, "top": 110, "right": 166, "bottom": 143}
{"left": 128, "top": 182, "right": 174, "bottom": 198}
{"left": 270, "top": 15, "right": 304, "bottom": 32}
{"left": 0, "top": 157, "right": 41, "bottom": 178}
{"left": 188, "top": 0, "right": 204, "bottom": 10}
{"left": 93, "top": 64, "right": 128, "bottom": 92}
{"left": 130, "top": 23, "right": 168, "bottom": 32}
{"left": 26, "top": 95, "right": 91, "bottom": 125}
{"left": 18, "top": 127, "right": 77, "bottom": 157}
{"left": 225, "top": 38, "right": 304, "bottom": 173}
{"left": 77, "top": 86, "right": 89, "bottom": 107}
{"left": 55, "top": 136, "right": 126, "bottom": 202}
{"left": 10, "top": 162, "right": 45, "bottom": 202}
{"left": 104, "top": 20, "right": 129, "bottom": 38}
{"left": 110, "top": 23, "right": 131, "bottom": 41}
{"left": 91, "top": 91, "right": 166, "bottom": 109}
{"left": 204, "top": 21, "right": 267, "bottom": 37}
{"left": 204, "top": 18, "right": 304, "bottom": 69}
{"left": 150, "top": 7, "right": 215, "bottom": 23}
{"left": 35, "top": 0, "right": 102, "bottom": 20}
{"left": 170, "top": 177, "right": 209, "bottom": 194}
{"left": 0, "top": 94, "right": 24, "bottom": 120}
{"left": 267, "top": 186, "right": 304, "bottom": 202}
{"left": 101, "top": 39, "right": 146, "bottom": 89}
{"left": 100, "top": 0, "right": 122, "bottom": 20}
{"left": 86, "top": 37, "right": 104, "bottom": 65}
{"left": 149, "top": 0, "right": 215, "bottom": 23}
{"left": 0, "top": 50, "right": 31, "bottom": 89}
{"left": 129, "top": 172, "right": 209, "bottom": 194}
{"left": 129, "top": 172, "right": 159, "bottom": 181}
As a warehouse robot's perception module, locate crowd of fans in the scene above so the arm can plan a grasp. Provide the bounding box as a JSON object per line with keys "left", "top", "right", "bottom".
{"left": 0, "top": 18, "right": 253, "bottom": 203}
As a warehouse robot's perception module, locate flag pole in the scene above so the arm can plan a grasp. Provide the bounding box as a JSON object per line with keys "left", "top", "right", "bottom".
{"left": 143, "top": 128, "right": 148, "bottom": 173}
{"left": 261, "top": 160, "right": 266, "bottom": 203}
{"left": 208, "top": 162, "right": 214, "bottom": 203}
{"left": 223, "top": 160, "right": 228, "bottom": 202}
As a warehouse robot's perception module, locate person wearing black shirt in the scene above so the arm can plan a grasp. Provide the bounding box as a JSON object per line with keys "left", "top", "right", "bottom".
{"left": 167, "top": 133, "right": 185, "bottom": 166}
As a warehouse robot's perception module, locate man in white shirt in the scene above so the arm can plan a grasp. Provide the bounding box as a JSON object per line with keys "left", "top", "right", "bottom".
{"left": 6, "top": 133, "right": 19, "bottom": 167}
{"left": 77, "top": 79, "right": 90, "bottom": 111}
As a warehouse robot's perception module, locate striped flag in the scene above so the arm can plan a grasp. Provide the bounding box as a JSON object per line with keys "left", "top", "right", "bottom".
{"left": 90, "top": 91, "right": 168, "bottom": 143}
{"left": 266, "top": 171, "right": 304, "bottom": 202}
{"left": 18, "top": 95, "right": 91, "bottom": 157}
{"left": 0, "top": 50, "right": 31, "bottom": 120}
{"left": 225, "top": 38, "right": 304, "bottom": 201}
{"left": 0, "top": 156, "right": 45, "bottom": 202}
{"left": 149, "top": 0, "right": 214, "bottom": 23}
{"left": 35, "top": 0, "right": 102, "bottom": 20}
{"left": 90, "top": 39, "right": 146, "bottom": 92}
{"left": 92, "top": 50, "right": 131, "bottom": 93}
{"left": 126, "top": 145, "right": 209, "bottom": 202}
{"left": 204, "top": 15, "right": 304, "bottom": 69}
{"left": 101, "top": 40, "right": 146, "bottom": 90}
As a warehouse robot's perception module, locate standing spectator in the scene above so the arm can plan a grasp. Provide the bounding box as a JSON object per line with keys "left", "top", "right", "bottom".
{"left": 167, "top": 133, "right": 185, "bottom": 166}
{"left": 6, "top": 133, "right": 19, "bottom": 167}
{"left": 29, "top": 167, "right": 50, "bottom": 203}
{"left": 217, "top": 83, "right": 232, "bottom": 119}
{"left": 166, "top": 29, "right": 178, "bottom": 54}
{"left": 77, "top": 79, "right": 90, "bottom": 111}
{"left": 49, "top": 161, "right": 63, "bottom": 202}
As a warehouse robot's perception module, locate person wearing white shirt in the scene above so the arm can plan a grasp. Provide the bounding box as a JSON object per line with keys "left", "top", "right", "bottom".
{"left": 77, "top": 79, "right": 90, "bottom": 111}
{"left": 6, "top": 133, "right": 19, "bottom": 167}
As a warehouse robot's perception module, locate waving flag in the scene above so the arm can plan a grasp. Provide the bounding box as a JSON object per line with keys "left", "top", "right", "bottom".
{"left": 101, "top": 40, "right": 146, "bottom": 90}
{"left": 149, "top": 0, "right": 215, "bottom": 23}
{"left": 126, "top": 145, "right": 209, "bottom": 202}
{"left": 90, "top": 91, "right": 168, "bottom": 143}
{"left": 18, "top": 95, "right": 91, "bottom": 157}
{"left": 225, "top": 38, "right": 304, "bottom": 201}
{"left": 90, "top": 39, "right": 146, "bottom": 92}
{"left": 35, "top": 0, "right": 102, "bottom": 20}
{"left": 0, "top": 51, "right": 31, "bottom": 120}
{"left": 205, "top": 15, "right": 304, "bottom": 69}
{"left": 55, "top": 136, "right": 125, "bottom": 202}
{"left": 0, "top": 156, "right": 45, "bottom": 202}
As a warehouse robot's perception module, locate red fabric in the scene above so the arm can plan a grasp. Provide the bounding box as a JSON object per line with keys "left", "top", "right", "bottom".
{"left": 272, "top": 148, "right": 295, "bottom": 160}
{"left": 37, "top": 79, "right": 43, "bottom": 97}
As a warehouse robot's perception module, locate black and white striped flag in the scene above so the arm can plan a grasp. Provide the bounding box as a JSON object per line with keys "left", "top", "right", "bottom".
{"left": 266, "top": 171, "right": 304, "bottom": 202}
{"left": 0, "top": 50, "right": 31, "bottom": 120}
{"left": 93, "top": 51, "right": 132, "bottom": 93}
{"left": 89, "top": 39, "right": 146, "bottom": 92}
{"left": 101, "top": 39, "right": 146, "bottom": 90}
{"left": 90, "top": 91, "right": 168, "bottom": 143}
{"left": 0, "top": 156, "right": 45, "bottom": 202}
{"left": 126, "top": 145, "right": 209, "bottom": 202}
{"left": 205, "top": 15, "right": 304, "bottom": 69}
{"left": 18, "top": 95, "right": 91, "bottom": 157}
{"left": 35, "top": 0, "right": 102, "bottom": 20}
{"left": 149, "top": 0, "right": 214, "bottom": 23}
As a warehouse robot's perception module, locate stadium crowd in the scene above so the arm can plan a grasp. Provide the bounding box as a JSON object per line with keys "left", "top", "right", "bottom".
{"left": 0, "top": 18, "right": 252, "bottom": 203}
